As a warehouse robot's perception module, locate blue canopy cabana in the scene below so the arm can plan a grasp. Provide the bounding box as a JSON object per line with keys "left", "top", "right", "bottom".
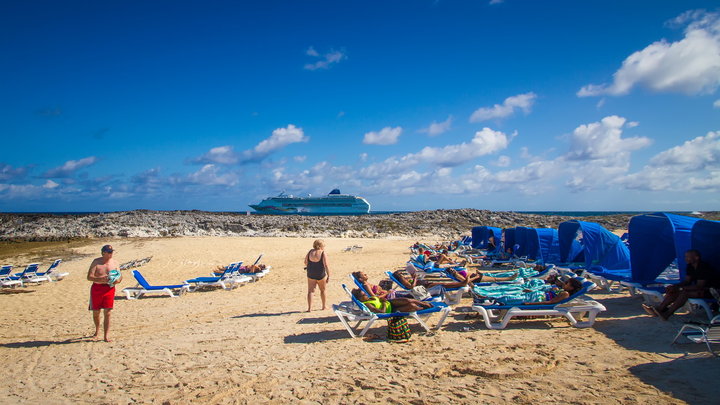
{"left": 559, "top": 220, "right": 628, "bottom": 270}
{"left": 534, "top": 228, "right": 561, "bottom": 264}
{"left": 691, "top": 219, "right": 720, "bottom": 278}
{"left": 629, "top": 212, "right": 701, "bottom": 284}
{"left": 503, "top": 228, "right": 516, "bottom": 253}
{"left": 557, "top": 221, "right": 585, "bottom": 263}
{"left": 471, "top": 226, "right": 502, "bottom": 249}
{"left": 513, "top": 227, "right": 532, "bottom": 257}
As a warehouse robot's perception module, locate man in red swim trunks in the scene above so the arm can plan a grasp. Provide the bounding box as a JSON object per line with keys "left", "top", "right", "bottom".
{"left": 87, "top": 244, "right": 122, "bottom": 342}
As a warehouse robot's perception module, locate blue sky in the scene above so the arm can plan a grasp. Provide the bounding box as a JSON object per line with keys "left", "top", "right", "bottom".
{"left": 1, "top": 0, "right": 719, "bottom": 212}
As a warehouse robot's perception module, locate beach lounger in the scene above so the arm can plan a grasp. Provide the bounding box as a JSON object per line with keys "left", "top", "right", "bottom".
{"left": 33, "top": 259, "right": 69, "bottom": 282}
{"left": 385, "top": 271, "right": 465, "bottom": 305}
{"left": 0, "top": 265, "right": 22, "bottom": 288}
{"left": 122, "top": 270, "right": 190, "bottom": 299}
{"left": 186, "top": 266, "right": 251, "bottom": 291}
{"left": 470, "top": 279, "right": 606, "bottom": 330}
{"left": 672, "top": 315, "right": 720, "bottom": 356}
{"left": 333, "top": 284, "right": 451, "bottom": 338}
{"left": 8, "top": 264, "right": 43, "bottom": 285}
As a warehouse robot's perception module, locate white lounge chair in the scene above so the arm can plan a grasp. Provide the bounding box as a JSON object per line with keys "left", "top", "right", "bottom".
{"left": 33, "top": 259, "right": 69, "bottom": 282}
{"left": 672, "top": 315, "right": 720, "bottom": 356}
{"left": 333, "top": 284, "right": 451, "bottom": 338}
{"left": 0, "top": 265, "right": 22, "bottom": 288}
{"left": 470, "top": 280, "right": 606, "bottom": 330}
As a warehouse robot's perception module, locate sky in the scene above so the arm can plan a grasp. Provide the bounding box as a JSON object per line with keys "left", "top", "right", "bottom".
{"left": 1, "top": 0, "right": 719, "bottom": 212}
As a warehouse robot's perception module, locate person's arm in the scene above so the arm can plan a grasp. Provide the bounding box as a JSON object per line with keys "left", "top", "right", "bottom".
{"left": 86, "top": 260, "right": 108, "bottom": 283}
{"left": 322, "top": 252, "right": 330, "bottom": 281}
{"left": 304, "top": 251, "right": 309, "bottom": 266}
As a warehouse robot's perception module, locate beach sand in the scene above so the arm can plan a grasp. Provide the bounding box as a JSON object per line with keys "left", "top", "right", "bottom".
{"left": 0, "top": 236, "right": 718, "bottom": 404}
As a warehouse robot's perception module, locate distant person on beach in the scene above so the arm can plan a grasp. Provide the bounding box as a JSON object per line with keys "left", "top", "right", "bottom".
{"left": 86, "top": 244, "right": 122, "bottom": 342}
{"left": 304, "top": 239, "right": 330, "bottom": 312}
{"left": 643, "top": 249, "right": 719, "bottom": 320}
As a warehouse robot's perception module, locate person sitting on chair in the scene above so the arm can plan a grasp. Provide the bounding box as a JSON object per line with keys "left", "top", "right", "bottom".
{"left": 643, "top": 249, "right": 719, "bottom": 320}
{"left": 351, "top": 288, "right": 433, "bottom": 313}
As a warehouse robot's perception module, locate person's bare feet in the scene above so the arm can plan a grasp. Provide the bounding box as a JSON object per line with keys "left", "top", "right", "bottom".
{"left": 321, "top": 307, "right": 327, "bottom": 310}
{"left": 104, "top": 337, "right": 112, "bottom": 342}
{"left": 91, "top": 334, "right": 100, "bottom": 341}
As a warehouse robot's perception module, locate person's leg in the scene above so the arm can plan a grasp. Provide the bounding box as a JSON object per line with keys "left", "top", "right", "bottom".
{"left": 103, "top": 309, "right": 112, "bottom": 342}
{"left": 306, "top": 279, "right": 317, "bottom": 312}
{"left": 317, "top": 278, "right": 327, "bottom": 310}
{"left": 656, "top": 286, "right": 680, "bottom": 312}
{"left": 92, "top": 310, "right": 101, "bottom": 340}
{"left": 661, "top": 289, "right": 705, "bottom": 319}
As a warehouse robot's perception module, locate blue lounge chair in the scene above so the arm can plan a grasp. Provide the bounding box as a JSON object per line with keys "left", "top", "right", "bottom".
{"left": 385, "top": 271, "right": 466, "bottom": 305}
{"left": 33, "top": 259, "right": 69, "bottom": 282}
{"left": 470, "top": 279, "right": 606, "bottom": 329}
{"left": 122, "top": 270, "right": 191, "bottom": 299}
{"left": 333, "top": 284, "right": 451, "bottom": 338}
{"left": 186, "top": 265, "right": 251, "bottom": 291}
{"left": 7, "top": 264, "right": 42, "bottom": 285}
{"left": 0, "top": 265, "right": 22, "bottom": 288}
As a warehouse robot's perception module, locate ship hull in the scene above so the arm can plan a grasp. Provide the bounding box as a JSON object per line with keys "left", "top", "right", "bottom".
{"left": 249, "top": 195, "right": 371, "bottom": 215}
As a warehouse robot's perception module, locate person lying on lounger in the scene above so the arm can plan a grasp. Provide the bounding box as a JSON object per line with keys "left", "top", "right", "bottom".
{"left": 391, "top": 270, "right": 471, "bottom": 290}
{"left": 474, "top": 278, "right": 582, "bottom": 306}
{"left": 351, "top": 288, "right": 433, "bottom": 313}
{"left": 352, "top": 272, "right": 397, "bottom": 299}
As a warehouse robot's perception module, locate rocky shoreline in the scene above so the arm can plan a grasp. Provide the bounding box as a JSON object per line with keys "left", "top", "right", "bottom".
{"left": 1, "top": 209, "right": 718, "bottom": 241}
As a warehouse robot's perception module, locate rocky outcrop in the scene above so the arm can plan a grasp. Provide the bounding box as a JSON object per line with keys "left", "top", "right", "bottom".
{"left": 0, "top": 209, "right": 717, "bottom": 241}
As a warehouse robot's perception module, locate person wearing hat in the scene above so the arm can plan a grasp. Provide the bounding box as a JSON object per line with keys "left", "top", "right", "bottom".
{"left": 86, "top": 244, "right": 122, "bottom": 342}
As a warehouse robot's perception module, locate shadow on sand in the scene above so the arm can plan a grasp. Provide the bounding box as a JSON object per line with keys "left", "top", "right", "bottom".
{"left": 231, "top": 311, "right": 303, "bottom": 319}
{"left": 1, "top": 337, "right": 94, "bottom": 348}
{"left": 284, "top": 329, "right": 350, "bottom": 344}
{"left": 296, "top": 315, "right": 339, "bottom": 324}
{"left": 629, "top": 355, "right": 720, "bottom": 405}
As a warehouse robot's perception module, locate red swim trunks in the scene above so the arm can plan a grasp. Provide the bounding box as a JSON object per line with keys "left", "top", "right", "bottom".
{"left": 89, "top": 283, "right": 115, "bottom": 310}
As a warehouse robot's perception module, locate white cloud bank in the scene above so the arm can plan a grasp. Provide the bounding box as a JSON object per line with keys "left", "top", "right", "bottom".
{"left": 470, "top": 92, "right": 537, "bottom": 122}
{"left": 194, "top": 124, "right": 309, "bottom": 165}
{"left": 578, "top": 10, "right": 720, "bottom": 97}
{"left": 43, "top": 156, "right": 98, "bottom": 178}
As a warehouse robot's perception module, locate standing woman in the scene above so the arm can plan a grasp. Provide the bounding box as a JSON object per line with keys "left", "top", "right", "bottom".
{"left": 305, "top": 239, "right": 330, "bottom": 312}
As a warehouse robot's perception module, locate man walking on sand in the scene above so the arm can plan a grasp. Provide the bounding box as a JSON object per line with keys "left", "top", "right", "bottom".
{"left": 87, "top": 244, "right": 121, "bottom": 342}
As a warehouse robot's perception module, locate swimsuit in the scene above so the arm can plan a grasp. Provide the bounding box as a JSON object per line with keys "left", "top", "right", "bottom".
{"left": 362, "top": 297, "right": 392, "bottom": 313}
{"left": 89, "top": 283, "right": 115, "bottom": 310}
{"left": 306, "top": 251, "right": 326, "bottom": 280}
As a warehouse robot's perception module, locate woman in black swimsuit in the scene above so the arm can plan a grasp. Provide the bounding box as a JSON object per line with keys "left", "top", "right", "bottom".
{"left": 304, "top": 239, "right": 330, "bottom": 312}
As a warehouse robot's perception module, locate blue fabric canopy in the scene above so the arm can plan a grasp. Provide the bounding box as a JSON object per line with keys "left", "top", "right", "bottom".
{"left": 513, "top": 227, "right": 532, "bottom": 257}
{"left": 557, "top": 221, "right": 585, "bottom": 263}
{"left": 691, "top": 219, "right": 720, "bottom": 277}
{"left": 534, "top": 228, "right": 561, "bottom": 264}
{"left": 629, "top": 212, "right": 700, "bottom": 284}
{"left": 559, "top": 220, "right": 629, "bottom": 270}
{"left": 503, "top": 228, "right": 516, "bottom": 253}
{"left": 471, "top": 226, "right": 502, "bottom": 249}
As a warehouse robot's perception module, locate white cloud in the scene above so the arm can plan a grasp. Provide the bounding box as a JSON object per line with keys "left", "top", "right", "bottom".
{"left": 413, "top": 127, "right": 512, "bottom": 167}
{"left": 293, "top": 155, "right": 307, "bottom": 163}
{"left": 627, "top": 121, "right": 640, "bottom": 128}
{"left": 43, "top": 180, "right": 59, "bottom": 189}
{"left": 470, "top": 92, "right": 537, "bottom": 122}
{"left": 489, "top": 0, "right": 504, "bottom": 4}
{"left": 419, "top": 116, "right": 453, "bottom": 136}
{"left": 194, "top": 125, "right": 308, "bottom": 165}
{"left": 195, "top": 146, "right": 239, "bottom": 165}
{"left": 578, "top": 10, "right": 720, "bottom": 97}
{"left": 648, "top": 130, "right": 720, "bottom": 171}
{"left": 363, "top": 126, "right": 403, "bottom": 145}
{"left": 186, "top": 164, "right": 238, "bottom": 186}
{"left": 43, "top": 156, "right": 98, "bottom": 178}
{"left": 304, "top": 47, "right": 347, "bottom": 70}
{"left": 565, "top": 115, "right": 651, "bottom": 161}
{"left": 714, "top": 99, "right": 720, "bottom": 108}
{"left": 0, "top": 163, "right": 28, "bottom": 181}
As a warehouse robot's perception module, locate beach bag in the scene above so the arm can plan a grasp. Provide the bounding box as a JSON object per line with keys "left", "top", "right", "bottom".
{"left": 411, "top": 286, "right": 431, "bottom": 301}
{"left": 387, "top": 317, "right": 411, "bottom": 342}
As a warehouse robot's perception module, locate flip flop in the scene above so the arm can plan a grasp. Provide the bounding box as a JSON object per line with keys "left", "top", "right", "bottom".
{"left": 642, "top": 304, "right": 657, "bottom": 316}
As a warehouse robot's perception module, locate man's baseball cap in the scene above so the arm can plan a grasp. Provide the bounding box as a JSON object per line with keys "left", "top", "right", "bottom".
{"left": 101, "top": 245, "right": 114, "bottom": 253}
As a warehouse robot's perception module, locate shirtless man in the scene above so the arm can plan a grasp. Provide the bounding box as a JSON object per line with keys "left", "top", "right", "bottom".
{"left": 87, "top": 245, "right": 122, "bottom": 342}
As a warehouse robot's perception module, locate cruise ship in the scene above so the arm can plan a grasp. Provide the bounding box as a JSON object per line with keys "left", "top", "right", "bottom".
{"left": 249, "top": 189, "right": 371, "bottom": 215}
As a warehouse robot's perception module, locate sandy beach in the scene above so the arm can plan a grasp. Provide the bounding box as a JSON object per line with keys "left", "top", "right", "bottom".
{"left": 1, "top": 236, "right": 719, "bottom": 404}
